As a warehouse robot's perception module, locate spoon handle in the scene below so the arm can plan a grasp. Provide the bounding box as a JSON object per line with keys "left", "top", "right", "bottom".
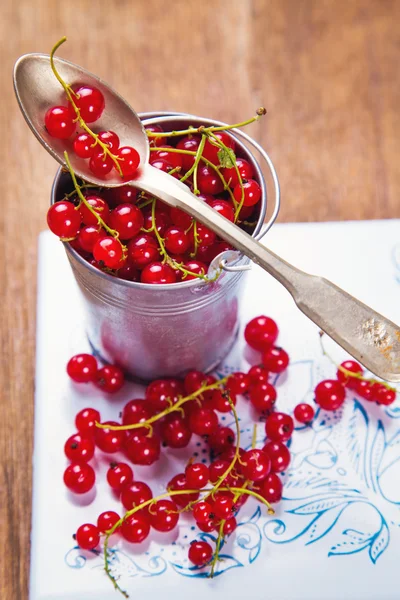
{"left": 135, "top": 166, "right": 400, "bottom": 382}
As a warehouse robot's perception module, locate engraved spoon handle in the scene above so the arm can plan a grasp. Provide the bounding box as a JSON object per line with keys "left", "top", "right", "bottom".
{"left": 135, "top": 166, "right": 400, "bottom": 382}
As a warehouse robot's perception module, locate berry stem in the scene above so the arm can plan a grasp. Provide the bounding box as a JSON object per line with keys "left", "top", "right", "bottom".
{"left": 209, "top": 520, "right": 225, "bottom": 578}
{"left": 49, "top": 37, "right": 123, "bottom": 177}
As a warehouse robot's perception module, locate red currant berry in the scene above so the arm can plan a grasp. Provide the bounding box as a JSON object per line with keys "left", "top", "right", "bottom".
{"left": 80, "top": 196, "right": 110, "bottom": 226}
{"left": 227, "top": 372, "right": 250, "bottom": 395}
{"left": 233, "top": 179, "right": 261, "bottom": 207}
{"left": 207, "top": 199, "right": 235, "bottom": 222}
{"left": 184, "top": 370, "right": 207, "bottom": 394}
{"left": 94, "top": 421, "right": 124, "bottom": 453}
{"left": 117, "top": 263, "right": 139, "bottom": 281}
{"left": 258, "top": 472, "right": 283, "bottom": 503}
{"left": 161, "top": 414, "right": 192, "bottom": 448}
{"left": 95, "top": 364, "right": 125, "bottom": 393}
{"left": 203, "top": 132, "right": 235, "bottom": 164}
{"left": 67, "top": 353, "right": 97, "bottom": 383}
{"left": 196, "top": 241, "right": 233, "bottom": 264}
{"left": 98, "top": 130, "right": 120, "bottom": 151}
{"left": 71, "top": 85, "right": 105, "bottom": 122}
{"left": 223, "top": 517, "right": 237, "bottom": 535}
{"left": 222, "top": 157, "right": 254, "bottom": 188}
{"left": 208, "top": 459, "right": 230, "bottom": 484}
{"left": 106, "top": 462, "right": 134, "bottom": 491}
{"left": 121, "top": 513, "right": 150, "bottom": 543}
{"left": 262, "top": 441, "right": 291, "bottom": 473}
{"left": 188, "top": 540, "right": 213, "bottom": 566}
{"left": 197, "top": 165, "right": 224, "bottom": 195}
{"left": 141, "top": 262, "right": 177, "bottom": 284}
{"left": 197, "top": 519, "right": 217, "bottom": 532}
{"left": 106, "top": 185, "right": 138, "bottom": 206}
{"left": 188, "top": 407, "right": 219, "bottom": 436}
{"left": 73, "top": 132, "right": 95, "bottom": 158}
{"left": 168, "top": 473, "right": 199, "bottom": 508}
{"left": 190, "top": 224, "right": 216, "bottom": 248}
{"left": 97, "top": 511, "right": 120, "bottom": 533}
{"left": 208, "top": 426, "right": 235, "bottom": 453}
{"left": 240, "top": 449, "right": 271, "bottom": 481}
{"left": 45, "top": 106, "right": 76, "bottom": 138}
{"left": 354, "top": 379, "right": 375, "bottom": 401}
{"left": 294, "top": 403, "right": 315, "bottom": 424}
{"left": 210, "top": 389, "right": 237, "bottom": 413}
{"left": 109, "top": 204, "right": 144, "bottom": 240}
{"left": 315, "top": 380, "right": 346, "bottom": 411}
{"left": 182, "top": 259, "right": 209, "bottom": 280}
{"left": 145, "top": 124, "right": 164, "bottom": 147}
{"left": 337, "top": 360, "right": 364, "bottom": 388}
{"left": 265, "top": 412, "right": 294, "bottom": 442}
{"left": 152, "top": 146, "right": 183, "bottom": 169}
{"left": 149, "top": 158, "right": 174, "bottom": 173}
{"left": 248, "top": 365, "right": 270, "bottom": 385}
{"left": 78, "top": 226, "right": 105, "bottom": 253}
{"left": 128, "top": 233, "right": 159, "bottom": 268}
{"left": 122, "top": 399, "right": 152, "bottom": 427}
{"left": 372, "top": 384, "right": 396, "bottom": 405}
{"left": 185, "top": 463, "right": 209, "bottom": 489}
{"left": 64, "top": 433, "right": 95, "bottom": 462}
{"left": 142, "top": 206, "right": 172, "bottom": 236}
{"left": 249, "top": 382, "right": 277, "bottom": 413}
{"left": 125, "top": 432, "right": 161, "bottom": 465}
{"left": 76, "top": 523, "right": 100, "bottom": 550}
{"left": 170, "top": 206, "right": 193, "bottom": 230}
{"left": 176, "top": 135, "right": 200, "bottom": 170}
{"left": 165, "top": 227, "right": 190, "bottom": 254}
{"left": 118, "top": 146, "right": 141, "bottom": 178}
{"left": 75, "top": 408, "right": 101, "bottom": 437}
{"left": 244, "top": 316, "right": 279, "bottom": 351}
{"left": 89, "top": 151, "right": 114, "bottom": 177}
{"left": 121, "top": 481, "right": 153, "bottom": 511}
{"left": 149, "top": 500, "right": 179, "bottom": 532}
{"left": 262, "top": 347, "right": 289, "bottom": 373}
{"left": 146, "top": 379, "right": 181, "bottom": 413}
{"left": 64, "top": 462, "right": 95, "bottom": 494}
{"left": 211, "top": 492, "right": 234, "bottom": 519}
{"left": 47, "top": 201, "right": 80, "bottom": 238}
{"left": 192, "top": 500, "right": 213, "bottom": 523}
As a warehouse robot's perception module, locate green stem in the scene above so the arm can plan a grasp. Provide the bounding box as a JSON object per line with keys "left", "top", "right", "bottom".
{"left": 180, "top": 134, "right": 206, "bottom": 185}
{"left": 146, "top": 111, "right": 266, "bottom": 138}
{"left": 209, "top": 520, "right": 225, "bottom": 578}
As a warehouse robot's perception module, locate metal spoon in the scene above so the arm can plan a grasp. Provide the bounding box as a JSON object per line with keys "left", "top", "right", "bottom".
{"left": 13, "top": 52, "right": 400, "bottom": 382}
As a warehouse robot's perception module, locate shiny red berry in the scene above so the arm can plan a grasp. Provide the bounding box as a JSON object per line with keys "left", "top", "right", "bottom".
{"left": 71, "top": 85, "right": 105, "bottom": 123}
{"left": 245, "top": 316, "right": 279, "bottom": 351}
{"left": 294, "top": 403, "right": 315, "bottom": 424}
{"left": 73, "top": 132, "right": 95, "bottom": 158}
{"left": 265, "top": 412, "right": 294, "bottom": 442}
{"left": 203, "top": 132, "right": 235, "bottom": 164}
{"left": 185, "top": 463, "right": 209, "bottom": 489}
{"left": 146, "top": 379, "right": 182, "bottom": 413}
{"left": 45, "top": 106, "right": 76, "bottom": 138}
{"left": 167, "top": 473, "right": 199, "bottom": 508}
{"left": 208, "top": 459, "right": 231, "bottom": 484}
{"left": 141, "top": 262, "right": 177, "bottom": 284}
{"left": 97, "top": 511, "right": 120, "bottom": 533}
{"left": 94, "top": 421, "right": 124, "bottom": 453}
{"left": 117, "top": 146, "right": 141, "bottom": 178}
{"left": 121, "top": 481, "right": 153, "bottom": 511}
{"left": 208, "top": 426, "right": 235, "bottom": 453}
{"left": 262, "top": 347, "right": 289, "bottom": 373}
{"left": 249, "top": 382, "right": 277, "bottom": 412}
{"left": 354, "top": 379, "right": 375, "bottom": 400}
{"left": 337, "top": 360, "right": 364, "bottom": 388}
{"left": 47, "top": 201, "right": 80, "bottom": 238}
{"left": 89, "top": 151, "right": 114, "bottom": 177}
{"left": 64, "top": 433, "right": 95, "bottom": 462}
{"left": 122, "top": 399, "right": 152, "bottom": 427}
{"left": 240, "top": 449, "right": 271, "bottom": 481}
{"left": 176, "top": 135, "right": 200, "bottom": 170}
{"left": 258, "top": 472, "right": 283, "bottom": 503}
{"left": 182, "top": 259, "right": 209, "bottom": 280}
{"left": 188, "top": 407, "right": 219, "bottom": 436}
{"left": 207, "top": 199, "right": 235, "bottom": 222}
{"left": 109, "top": 204, "right": 144, "bottom": 240}
{"left": 223, "top": 517, "right": 237, "bottom": 535}
{"left": 125, "top": 431, "right": 161, "bottom": 465}
{"left": 233, "top": 179, "right": 261, "bottom": 207}
{"left": 106, "top": 462, "right": 134, "bottom": 491}
{"left": 78, "top": 225, "right": 105, "bottom": 253}
{"left": 67, "top": 353, "right": 97, "bottom": 383}
{"left": 98, "top": 130, "right": 120, "bottom": 151}
{"left": 145, "top": 124, "right": 164, "bottom": 147}
{"left": 152, "top": 145, "right": 183, "bottom": 169}
{"left": 149, "top": 500, "right": 179, "bottom": 532}
{"left": 248, "top": 365, "right": 269, "bottom": 385}
{"left": 95, "top": 364, "right": 125, "bottom": 393}
{"left": 210, "top": 388, "right": 237, "bottom": 413}
{"left": 64, "top": 463, "right": 95, "bottom": 494}
{"left": 197, "top": 165, "right": 224, "bottom": 195}
{"left": 121, "top": 513, "right": 150, "bottom": 543}
{"left": 263, "top": 441, "right": 291, "bottom": 473}
{"left": 188, "top": 540, "right": 213, "bottom": 566}
{"left": 165, "top": 227, "right": 190, "bottom": 254}
{"left": 226, "top": 372, "right": 250, "bottom": 395}
{"left": 128, "top": 233, "right": 159, "bottom": 268}
{"left": 192, "top": 500, "right": 214, "bottom": 523}
{"left": 170, "top": 206, "right": 193, "bottom": 230}
{"left": 212, "top": 492, "right": 234, "bottom": 519}
{"left": 315, "top": 380, "right": 346, "bottom": 411}
{"left": 80, "top": 195, "right": 110, "bottom": 226}
{"left": 75, "top": 408, "right": 100, "bottom": 437}
{"left": 372, "top": 383, "right": 396, "bottom": 405}
{"left": 76, "top": 523, "right": 100, "bottom": 550}
{"left": 161, "top": 414, "right": 192, "bottom": 448}
{"left": 222, "top": 157, "right": 254, "bottom": 188}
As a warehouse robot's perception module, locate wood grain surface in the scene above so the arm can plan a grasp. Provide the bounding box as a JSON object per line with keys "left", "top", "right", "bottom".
{"left": 1, "top": 1, "right": 400, "bottom": 597}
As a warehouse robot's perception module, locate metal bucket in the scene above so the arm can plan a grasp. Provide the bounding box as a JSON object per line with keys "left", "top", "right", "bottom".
{"left": 51, "top": 112, "right": 280, "bottom": 381}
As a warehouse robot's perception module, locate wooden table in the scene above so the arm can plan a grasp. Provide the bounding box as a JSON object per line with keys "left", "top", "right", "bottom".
{"left": 1, "top": 1, "right": 400, "bottom": 597}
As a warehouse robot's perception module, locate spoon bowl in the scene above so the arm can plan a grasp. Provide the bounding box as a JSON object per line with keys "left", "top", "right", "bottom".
{"left": 14, "top": 53, "right": 150, "bottom": 185}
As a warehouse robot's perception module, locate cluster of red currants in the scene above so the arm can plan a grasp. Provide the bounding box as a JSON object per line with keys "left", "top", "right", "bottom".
{"left": 45, "top": 84, "right": 140, "bottom": 179}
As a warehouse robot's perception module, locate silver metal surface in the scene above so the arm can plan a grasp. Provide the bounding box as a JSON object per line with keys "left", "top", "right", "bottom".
{"left": 16, "top": 53, "right": 400, "bottom": 381}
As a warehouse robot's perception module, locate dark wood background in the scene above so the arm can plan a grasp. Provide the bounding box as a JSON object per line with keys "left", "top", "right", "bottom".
{"left": 1, "top": 1, "right": 400, "bottom": 597}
